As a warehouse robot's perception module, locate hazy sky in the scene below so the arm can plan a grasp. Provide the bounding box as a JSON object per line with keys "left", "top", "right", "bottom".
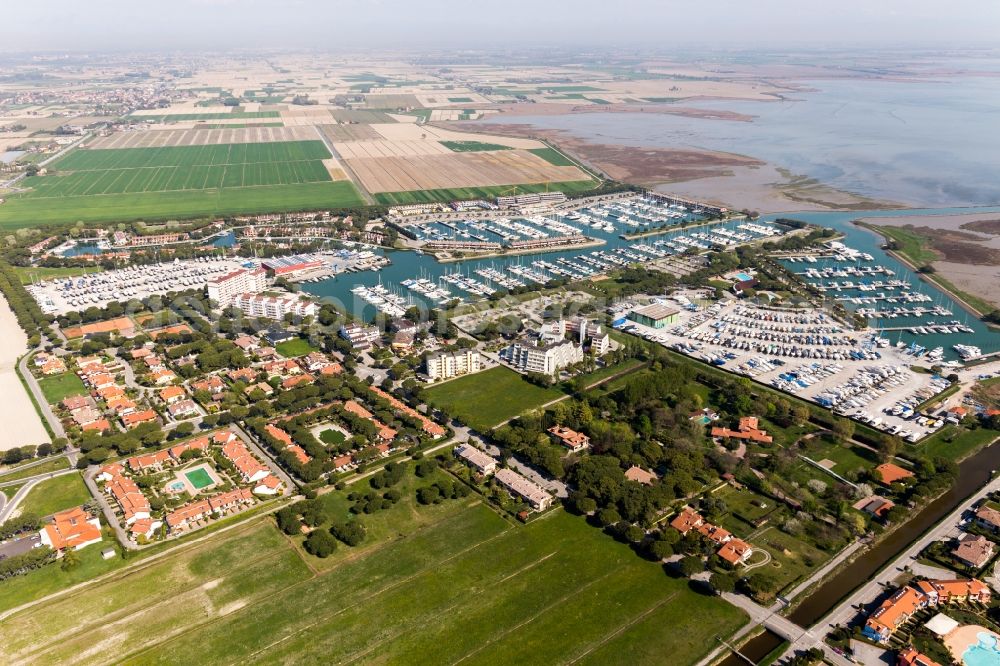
{"left": 4, "top": 0, "right": 1000, "bottom": 52}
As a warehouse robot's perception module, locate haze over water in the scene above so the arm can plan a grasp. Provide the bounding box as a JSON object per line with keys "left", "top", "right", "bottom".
{"left": 488, "top": 74, "right": 1000, "bottom": 207}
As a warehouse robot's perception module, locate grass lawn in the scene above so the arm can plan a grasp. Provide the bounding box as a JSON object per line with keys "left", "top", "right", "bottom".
{"left": 36, "top": 372, "right": 87, "bottom": 404}
{"left": 575, "top": 358, "right": 646, "bottom": 388}
{"left": 913, "top": 426, "right": 999, "bottom": 461}
{"left": 424, "top": 366, "right": 564, "bottom": 431}
{"left": 446, "top": 97, "right": 474, "bottom": 103}
{"left": 275, "top": 337, "right": 318, "bottom": 358}
{"left": 11, "top": 265, "right": 103, "bottom": 285}
{"left": 372, "top": 180, "right": 598, "bottom": 206}
{"left": 0, "top": 457, "right": 70, "bottom": 483}
{"left": 17, "top": 473, "right": 92, "bottom": 517}
{"left": 714, "top": 486, "right": 779, "bottom": 532}
{"left": 809, "top": 442, "right": 878, "bottom": 476}
{"left": 750, "top": 526, "right": 832, "bottom": 594}
{"left": 318, "top": 428, "right": 346, "bottom": 445}
{"left": 0, "top": 498, "right": 748, "bottom": 665}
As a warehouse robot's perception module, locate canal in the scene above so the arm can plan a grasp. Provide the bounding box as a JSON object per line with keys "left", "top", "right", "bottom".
{"left": 718, "top": 437, "right": 1000, "bottom": 665}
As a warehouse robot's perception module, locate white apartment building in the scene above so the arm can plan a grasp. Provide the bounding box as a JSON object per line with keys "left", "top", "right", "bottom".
{"left": 231, "top": 293, "right": 317, "bottom": 320}
{"left": 207, "top": 268, "right": 268, "bottom": 306}
{"left": 425, "top": 350, "right": 482, "bottom": 381}
{"left": 502, "top": 339, "right": 583, "bottom": 375}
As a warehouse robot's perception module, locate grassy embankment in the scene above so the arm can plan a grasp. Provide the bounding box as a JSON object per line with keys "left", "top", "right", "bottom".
{"left": 868, "top": 224, "right": 998, "bottom": 316}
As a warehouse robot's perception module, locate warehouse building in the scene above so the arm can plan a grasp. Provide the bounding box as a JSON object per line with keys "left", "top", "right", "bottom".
{"left": 628, "top": 302, "right": 680, "bottom": 329}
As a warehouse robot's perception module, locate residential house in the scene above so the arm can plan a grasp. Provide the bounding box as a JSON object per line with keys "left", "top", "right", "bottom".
{"left": 159, "top": 385, "right": 186, "bottom": 404}
{"left": 547, "top": 425, "right": 590, "bottom": 453}
{"left": 897, "top": 647, "right": 942, "bottom": 666}
{"left": 624, "top": 466, "right": 658, "bottom": 485}
{"left": 864, "top": 579, "right": 991, "bottom": 642}
{"left": 221, "top": 439, "right": 270, "bottom": 483}
{"left": 127, "top": 449, "right": 170, "bottom": 472}
{"left": 122, "top": 409, "right": 157, "bottom": 430}
{"left": 710, "top": 416, "right": 773, "bottom": 444}
{"left": 495, "top": 468, "right": 552, "bottom": 511}
{"left": 191, "top": 375, "right": 226, "bottom": 395}
{"left": 976, "top": 505, "right": 1000, "bottom": 532}
{"left": 253, "top": 475, "right": 283, "bottom": 495}
{"left": 952, "top": 534, "right": 995, "bottom": 569}
{"left": 168, "top": 399, "right": 199, "bottom": 418}
{"left": 670, "top": 508, "right": 705, "bottom": 535}
{"left": 454, "top": 444, "right": 498, "bottom": 476}
{"left": 227, "top": 367, "right": 258, "bottom": 383}
{"left": 39, "top": 506, "right": 102, "bottom": 552}
{"left": 876, "top": 463, "right": 915, "bottom": 486}
{"left": 717, "top": 538, "right": 754, "bottom": 566}
{"left": 165, "top": 499, "right": 212, "bottom": 532}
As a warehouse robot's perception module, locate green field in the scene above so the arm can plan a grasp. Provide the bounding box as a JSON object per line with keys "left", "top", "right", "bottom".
{"left": 129, "top": 111, "right": 281, "bottom": 122}
{"left": 0, "top": 457, "right": 70, "bottom": 483}
{"left": 33, "top": 141, "right": 333, "bottom": 196}
{"left": 36, "top": 372, "right": 87, "bottom": 404}
{"left": 914, "top": 426, "right": 999, "bottom": 461}
{"left": 0, "top": 140, "right": 366, "bottom": 228}
{"left": 439, "top": 140, "right": 512, "bottom": 153}
{"left": 0, "top": 503, "right": 746, "bottom": 665}
{"left": 275, "top": 338, "right": 318, "bottom": 358}
{"left": 17, "top": 473, "right": 91, "bottom": 517}
{"left": 373, "top": 180, "right": 598, "bottom": 206}
{"left": 447, "top": 97, "right": 474, "bottom": 103}
{"left": 529, "top": 147, "right": 578, "bottom": 166}
{"left": 424, "top": 366, "right": 564, "bottom": 431}
{"left": 0, "top": 181, "right": 364, "bottom": 227}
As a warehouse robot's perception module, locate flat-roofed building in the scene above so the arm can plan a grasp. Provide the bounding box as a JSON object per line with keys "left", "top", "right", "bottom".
{"left": 426, "top": 350, "right": 481, "bottom": 380}
{"left": 206, "top": 268, "right": 267, "bottom": 306}
{"left": 628, "top": 303, "right": 680, "bottom": 329}
{"left": 495, "top": 468, "right": 552, "bottom": 511}
{"left": 502, "top": 339, "right": 583, "bottom": 375}
{"left": 231, "top": 293, "right": 317, "bottom": 320}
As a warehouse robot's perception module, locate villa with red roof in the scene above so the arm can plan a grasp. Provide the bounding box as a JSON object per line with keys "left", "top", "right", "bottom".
{"left": 39, "top": 506, "right": 102, "bottom": 552}
{"left": 710, "top": 416, "right": 773, "bottom": 444}
{"left": 547, "top": 425, "right": 590, "bottom": 453}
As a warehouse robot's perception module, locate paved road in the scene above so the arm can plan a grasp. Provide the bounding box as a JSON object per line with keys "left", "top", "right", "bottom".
{"left": 17, "top": 349, "right": 66, "bottom": 439}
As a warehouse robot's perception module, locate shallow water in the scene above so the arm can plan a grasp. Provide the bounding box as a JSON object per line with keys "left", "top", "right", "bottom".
{"left": 483, "top": 75, "right": 1000, "bottom": 208}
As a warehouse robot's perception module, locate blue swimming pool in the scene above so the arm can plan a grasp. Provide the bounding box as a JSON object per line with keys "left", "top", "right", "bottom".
{"left": 733, "top": 271, "right": 753, "bottom": 282}
{"left": 167, "top": 480, "right": 185, "bottom": 493}
{"left": 964, "top": 632, "right": 1000, "bottom": 666}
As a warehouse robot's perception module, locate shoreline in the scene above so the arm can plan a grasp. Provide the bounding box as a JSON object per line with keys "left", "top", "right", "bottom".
{"left": 0, "top": 291, "right": 51, "bottom": 449}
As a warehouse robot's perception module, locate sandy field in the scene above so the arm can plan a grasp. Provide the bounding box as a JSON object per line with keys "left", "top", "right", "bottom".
{"left": 345, "top": 150, "right": 587, "bottom": 193}
{"left": 316, "top": 123, "right": 382, "bottom": 142}
{"left": 279, "top": 107, "right": 335, "bottom": 126}
{"left": 371, "top": 122, "right": 544, "bottom": 149}
{"left": 86, "top": 125, "right": 320, "bottom": 149}
{"left": 0, "top": 294, "right": 50, "bottom": 450}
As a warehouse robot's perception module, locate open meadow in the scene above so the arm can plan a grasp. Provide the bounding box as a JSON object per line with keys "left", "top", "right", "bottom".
{"left": 0, "top": 500, "right": 747, "bottom": 666}
{"left": 423, "top": 366, "right": 565, "bottom": 431}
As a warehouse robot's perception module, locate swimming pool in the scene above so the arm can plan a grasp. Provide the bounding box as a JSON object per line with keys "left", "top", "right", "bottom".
{"left": 964, "top": 632, "right": 1000, "bottom": 666}
{"left": 167, "top": 480, "right": 185, "bottom": 493}
{"left": 733, "top": 271, "right": 753, "bottom": 282}
{"left": 184, "top": 468, "right": 214, "bottom": 490}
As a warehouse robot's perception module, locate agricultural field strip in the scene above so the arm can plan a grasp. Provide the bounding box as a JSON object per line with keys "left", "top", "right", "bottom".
{"left": 343, "top": 150, "right": 588, "bottom": 193}
{"left": 24, "top": 141, "right": 334, "bottom": 197}
{"left": 87, "top": 126, "right": 320, "bottom": 150}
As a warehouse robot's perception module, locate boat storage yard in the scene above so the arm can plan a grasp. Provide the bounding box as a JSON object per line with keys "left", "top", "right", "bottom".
{"left": 619, "top": 299, "right": 953, "bottom": 442}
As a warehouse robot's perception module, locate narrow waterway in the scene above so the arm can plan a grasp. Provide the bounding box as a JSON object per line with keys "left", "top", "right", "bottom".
{"left": 789, "top": 438, "right": 1000, "bottom": 627}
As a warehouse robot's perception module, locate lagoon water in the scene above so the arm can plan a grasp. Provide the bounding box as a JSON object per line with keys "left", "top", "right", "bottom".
{"left": 484, "top": 76, "right": 1000, "bottom": 207}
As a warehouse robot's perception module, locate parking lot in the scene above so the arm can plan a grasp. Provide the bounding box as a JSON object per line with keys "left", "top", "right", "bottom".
{"left": 27, "top": 257, "right": 249, "bottom": 315}
{"left": 621, "top": 300, "right": 952, "bottom": 441}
